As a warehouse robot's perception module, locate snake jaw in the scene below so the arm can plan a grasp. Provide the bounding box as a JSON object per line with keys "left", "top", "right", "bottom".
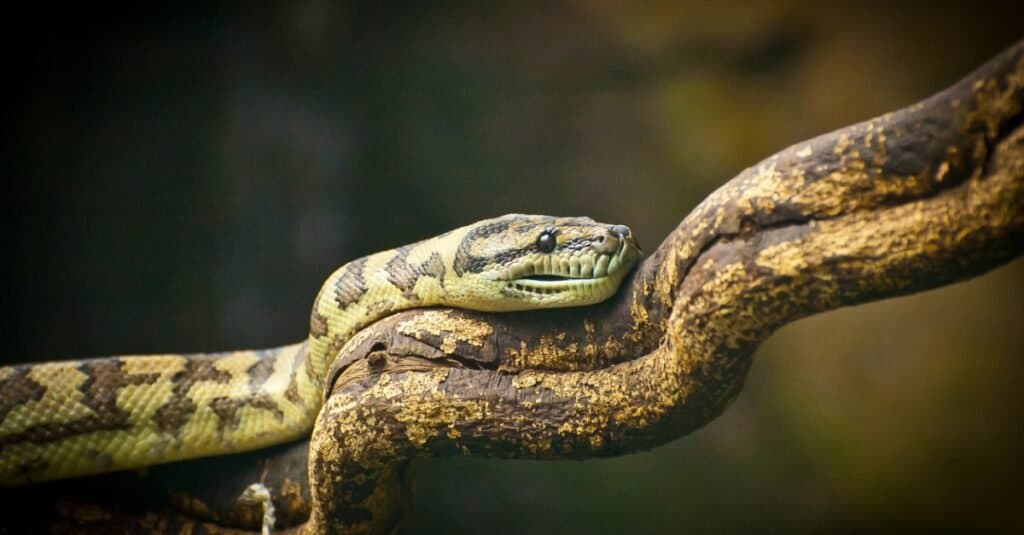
{"left": 496, "top": 236, "right": 640, "bottom": 304}
{"left": 505, "top": 274, "right": 615, "bottom": 297}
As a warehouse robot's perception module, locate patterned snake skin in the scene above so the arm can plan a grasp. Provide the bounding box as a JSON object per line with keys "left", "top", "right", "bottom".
{"left": 0, "top": 214, "right": 640, "bottom": 485}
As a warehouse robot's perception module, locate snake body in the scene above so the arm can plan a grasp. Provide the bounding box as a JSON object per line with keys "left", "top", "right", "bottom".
{"left": 0, "top": 214, "right": 639, "bottom": 485}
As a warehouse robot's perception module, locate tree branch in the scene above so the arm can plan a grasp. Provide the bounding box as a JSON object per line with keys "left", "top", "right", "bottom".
{"left": 305, "top": 41, "right": 1024, "bottom": 533}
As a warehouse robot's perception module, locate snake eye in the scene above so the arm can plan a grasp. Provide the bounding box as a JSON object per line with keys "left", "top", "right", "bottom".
{"left": 537, "top": 231, "right": 556, "bottom": 253}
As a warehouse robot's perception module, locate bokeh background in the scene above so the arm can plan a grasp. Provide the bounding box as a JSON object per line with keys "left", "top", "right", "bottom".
{"left": 6, "top": 2, "right": 1023, "bottom": 533}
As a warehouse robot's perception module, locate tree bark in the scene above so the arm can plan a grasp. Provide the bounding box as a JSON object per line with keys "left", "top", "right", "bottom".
{"left": 305, "top": 40, "right": 1024, "bottom": 533}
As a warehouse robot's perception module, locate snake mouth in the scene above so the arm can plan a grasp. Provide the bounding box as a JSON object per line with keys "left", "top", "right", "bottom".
{"left": 507, "top": 276, "right": 613, "bottom": 296}
{"left": 521, "top": 274, "right": 572, "bottom": 282}
{"left": 504, "top": 249, "right": 629, "bottom": 296}
{"left": 513, "top": 275, "right": 597, "bottom": 290}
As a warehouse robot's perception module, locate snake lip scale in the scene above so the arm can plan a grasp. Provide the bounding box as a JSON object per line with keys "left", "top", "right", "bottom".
{"left": 506, "top": 250, "right": 624, "bottom": 295}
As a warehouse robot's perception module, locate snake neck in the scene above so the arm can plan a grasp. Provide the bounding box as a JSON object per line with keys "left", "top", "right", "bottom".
{"left": 0, "top": 236, "right": 462, "bottom": 485}
{"left": 303, "top": 243, "right": 455, "bottom": 398}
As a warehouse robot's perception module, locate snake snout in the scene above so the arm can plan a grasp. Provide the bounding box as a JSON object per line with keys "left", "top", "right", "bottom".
{"left": 594, "top": 227, "right": 627, "bottom": 255}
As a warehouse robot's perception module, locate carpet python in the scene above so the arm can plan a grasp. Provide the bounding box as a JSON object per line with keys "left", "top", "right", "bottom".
{"left": 0, "top": 214, "right": 640, "bottom": 486}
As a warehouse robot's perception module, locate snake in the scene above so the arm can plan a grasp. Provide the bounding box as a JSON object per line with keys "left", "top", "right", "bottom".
{"left": 0, "top": 213, "right": 640, "bottom": 486}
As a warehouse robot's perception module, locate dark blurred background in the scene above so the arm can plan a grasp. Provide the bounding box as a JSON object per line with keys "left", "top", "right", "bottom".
{"left": 5, "top": 2, "right": 1023, "bottom": 533}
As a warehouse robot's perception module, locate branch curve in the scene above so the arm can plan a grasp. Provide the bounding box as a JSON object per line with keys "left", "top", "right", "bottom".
{"left": 304, "top": 40, "right": 1024, "bottom": 534}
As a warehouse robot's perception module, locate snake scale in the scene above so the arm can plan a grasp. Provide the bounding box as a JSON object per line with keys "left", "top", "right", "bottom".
{"left": 0, "top": 214, "right": 640, "bottom": 486}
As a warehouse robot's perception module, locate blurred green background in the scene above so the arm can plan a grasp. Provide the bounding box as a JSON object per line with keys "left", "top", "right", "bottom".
{"left": 6, "top": 2, "right": 1023, "bottom": 533}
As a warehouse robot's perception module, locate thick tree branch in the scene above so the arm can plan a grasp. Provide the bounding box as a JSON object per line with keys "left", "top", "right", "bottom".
{"left": 305, "top": 41, "right": 1024, "bottom": 533}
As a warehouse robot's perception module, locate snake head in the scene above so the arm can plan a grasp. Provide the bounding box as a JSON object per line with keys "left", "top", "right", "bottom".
{"left": 448, "top": 213, "right": 641, "bottom": 310}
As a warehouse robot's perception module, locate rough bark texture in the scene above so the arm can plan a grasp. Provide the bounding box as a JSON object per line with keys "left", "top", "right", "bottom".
{"left": 305, "top": 40, "right": 1024, "bottom": 534}
{"left": 12, "top": 40, "right": 1024, "bottom": 535}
